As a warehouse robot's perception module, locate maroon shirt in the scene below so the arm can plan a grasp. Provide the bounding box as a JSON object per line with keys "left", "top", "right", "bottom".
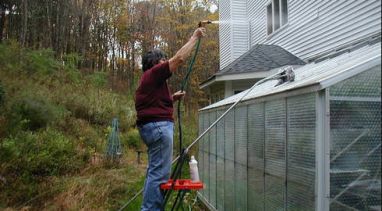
{"left": 135, "top": 61, "right": 174, "bottom": 125}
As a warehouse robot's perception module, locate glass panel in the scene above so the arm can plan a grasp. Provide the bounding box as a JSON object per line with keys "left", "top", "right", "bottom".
{"left": 209, "top": 111, "right": 217, "bottom": 208}
{"left": 209, "top": 155, "right": 217, "bottom": 208}
{"left": 330, "top": 65, "right": 381, "bottom": 97}
{"left": 281, "top": 0, "right": 288, "bottom": 25}
{"left": 203, "top": 112, "right": 210, "bottom": 201}
{"left": 217, "top": 109, "right": 225, "bottom": 158}
{"left": 287, "top": 93, "right": 316, "bottom": 210}
{"left": 248, "top": 103, "right": 265, "bottom": 210}
{"left": 224, "top": 160, "right": 234, "bottom": 211}
{"left": 217, "top": 157, "right": 225, "bottom": 211}
{"left": 267, "top": 4, "right": 273, "bottom": 34}
{"left": 198, "top": 112, "right": 205, "bottom": 196}
{"left": 329, "top": 66, "right": 381, "bottom": 210}
{"left": 203, "top": 150, "right": 209, "bottom": 201}
{"left": 210, "top": 111, "right": 217, "bottom": 156}
{"left": 265, "top": 99, "right": 286, "bottom": 210}
{"left": 235, "top": 106, "right": 248, "bottom": 210}
{"left": 216, "top": 109, "right": 225, "bottom": 211}
{"left": 224, "top": 110, "right": 235, "bottom": 210}
{"left": 274, "top": 0, "right": 280, "bottom": 30}
{"left": 235, "top": 106, "right": 248, "bottom": 165}
{"left": 235, "top": 164, "right": 247, "bottom": 210}
{"left": 225, "top": 110, "right": 235, "bottom": 161}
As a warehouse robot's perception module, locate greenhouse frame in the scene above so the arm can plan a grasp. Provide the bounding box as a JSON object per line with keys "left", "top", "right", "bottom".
{"left": 197, "top": 42, "right": 381, "bottom": 211}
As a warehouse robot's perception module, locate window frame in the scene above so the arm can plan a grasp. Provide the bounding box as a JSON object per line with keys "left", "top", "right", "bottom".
{"left": 266, "top": 0, "right": 289, "bottom": 36}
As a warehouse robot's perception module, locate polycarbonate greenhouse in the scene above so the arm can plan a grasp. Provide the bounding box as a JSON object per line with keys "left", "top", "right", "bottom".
{"left": 197, "top": 42, "right": 381, "bottom": 210}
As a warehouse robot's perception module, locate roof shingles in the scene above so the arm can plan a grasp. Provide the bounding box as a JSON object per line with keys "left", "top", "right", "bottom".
{"left": 217, "top": 44, "right": 306, "bottom": 76}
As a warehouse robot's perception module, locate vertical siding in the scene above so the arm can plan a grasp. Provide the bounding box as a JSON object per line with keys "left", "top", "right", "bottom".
{"left": 248, "top": 0, "right": 381, "bottom": 60}
{"left": 219, "top": 0, "right": 232, "bottom": 69}
{"left": 248, "top": 0, "right": 268, "bottom": 46}
{"left": 219, "top": 0, "right": 249, "bottom": 69}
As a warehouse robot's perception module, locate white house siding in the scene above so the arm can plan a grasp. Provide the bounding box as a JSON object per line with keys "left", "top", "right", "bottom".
{"left": 219, "top": 0, "right": 231, "bottom": 69}
{"left": 219, "top": 0, "right": 250, "bottom": 70}
{"left": 248, "top": 0, "right": 381, "bottom": 61}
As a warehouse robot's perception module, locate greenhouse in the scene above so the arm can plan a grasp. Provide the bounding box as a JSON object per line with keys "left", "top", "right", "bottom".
{"left": 197, "top": 41, "right": 381, "bottom": 210}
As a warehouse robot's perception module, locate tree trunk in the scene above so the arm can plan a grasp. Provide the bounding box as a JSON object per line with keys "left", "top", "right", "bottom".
{"left": 21, "top": 0, "right": 28, "bottom": 47}
{"left": 0, "top": 5, "right": 5, "bottom": 43}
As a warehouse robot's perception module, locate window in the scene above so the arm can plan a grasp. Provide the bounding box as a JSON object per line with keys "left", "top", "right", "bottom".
{"left": 267, "top": 0, "right": 288, "bottom": 35}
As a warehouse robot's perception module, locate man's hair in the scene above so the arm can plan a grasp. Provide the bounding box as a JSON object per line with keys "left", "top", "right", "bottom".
{"left": 142, "top": 49, "right": 167, "bottom": 72}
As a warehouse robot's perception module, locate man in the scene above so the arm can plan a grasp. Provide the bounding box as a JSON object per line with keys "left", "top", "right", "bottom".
{"left": 135, "top": 27, "right": 206, "bottom": 211}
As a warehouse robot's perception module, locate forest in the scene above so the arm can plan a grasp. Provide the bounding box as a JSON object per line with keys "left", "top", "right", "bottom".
{"left": 0, "top": 0, "right": 218, "bottom": 209}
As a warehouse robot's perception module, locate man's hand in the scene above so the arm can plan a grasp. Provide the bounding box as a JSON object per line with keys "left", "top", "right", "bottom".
{"left": 172, "top": 91, "right": 186, "bottom": 102}
{"left": 192, "top": 27, "right": 206, "bottom": 39}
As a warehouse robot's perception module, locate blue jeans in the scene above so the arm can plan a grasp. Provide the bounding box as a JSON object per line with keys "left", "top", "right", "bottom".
{"left": 138, "top": 121, "right": 174, "bottom": 211}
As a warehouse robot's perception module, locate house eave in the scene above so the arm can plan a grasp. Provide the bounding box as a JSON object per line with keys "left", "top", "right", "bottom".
{"left": 199, "top": 66, "right": 302, "bottom": 89}
{"left": 216, "top": 69, "right": 280, "bottom": 81}
{"left": 199, "top": 75, "right": 217, "bottom": 89}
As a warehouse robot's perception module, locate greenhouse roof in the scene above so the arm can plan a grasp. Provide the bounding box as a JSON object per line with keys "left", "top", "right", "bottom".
{"left": 201, "top": 41, "right": 381, "bottom": 111}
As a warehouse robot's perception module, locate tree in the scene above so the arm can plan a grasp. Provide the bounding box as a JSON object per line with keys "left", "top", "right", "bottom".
{"left": 1, "top": 0, "right": 219, "bottom": 108}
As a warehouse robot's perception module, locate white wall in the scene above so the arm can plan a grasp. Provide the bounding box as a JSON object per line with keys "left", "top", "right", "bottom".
{"left": 219, "top": 0, "right": 250, "bottom": 70}
{"left": 220, "top": 0, "right": 382, "bottom": 69}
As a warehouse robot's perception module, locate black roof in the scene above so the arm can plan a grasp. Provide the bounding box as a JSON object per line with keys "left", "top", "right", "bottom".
{"left": 217, "top": 44, "right": 306, "bottom": 76}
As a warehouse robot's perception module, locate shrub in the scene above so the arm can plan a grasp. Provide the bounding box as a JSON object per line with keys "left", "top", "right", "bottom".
{"left": 0, "top": 41, "right": 23, "bottom": 72}
{"left": 8, "top": 96, "right": 59, "bottom": 131}
{"left": 24, "top": 48, "right": 60, "bottom": 75}
{"left": 62, "top": 53, "right": 81, "bottom": 71}
{"left": 0, "top": 129, "right": 84, "bottom": 177}
{"left": 0, "top": 42, "right": 61, "bottom": 75}
{"left": 89, "top": 71, "right": 108, "bottom": 88}
{"left": 62, "top": 53, "right": 82, "bottom": 83}
{"left": 125, "top": 128, "right": 142, "bottom": 149}
{"left": 0, "top": 129, "right": 85, "bottom": 204}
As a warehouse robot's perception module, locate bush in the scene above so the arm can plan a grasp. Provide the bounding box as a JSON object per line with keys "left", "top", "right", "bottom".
{"left": 89, "top": 71, "right": 108, "bottom": 88}
{"left": 0, "top": 129, "right": 84, "bottom": 178}
{"left": 62, "top": 53, "right": 82, "bottom": 83}
{"left": 0, "top": 42, "right": 59, "bottom": 75}
{"left": 24, "top": 48, "right": 60, "bottom": 75}
{"left": 0, "top": 129, "right": 84, "bottom": 204}
{"left": 125, "top": 128, "right": 142, "bottom": 149}
{"left": 0, "top": 41, "right": 23, "bottom": 72}
{"left": 8, "top": 96, "right": 60, "bottom": 131}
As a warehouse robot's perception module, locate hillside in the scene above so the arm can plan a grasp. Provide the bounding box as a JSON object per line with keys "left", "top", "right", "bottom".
{"left": 0, "top": 42, "right": 203, "bottom": 210}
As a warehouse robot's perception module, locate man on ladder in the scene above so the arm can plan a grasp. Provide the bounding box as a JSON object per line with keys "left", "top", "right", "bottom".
{"left": 135, "top": 27, "right": 206, "bottom": 211}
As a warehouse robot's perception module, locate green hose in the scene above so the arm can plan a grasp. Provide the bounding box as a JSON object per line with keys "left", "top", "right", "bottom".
{"left": 177, "top": 37, "right": 201, "bottom": 156}
{"left": 180, "top": 38, "right": 202, "bottom": 92}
